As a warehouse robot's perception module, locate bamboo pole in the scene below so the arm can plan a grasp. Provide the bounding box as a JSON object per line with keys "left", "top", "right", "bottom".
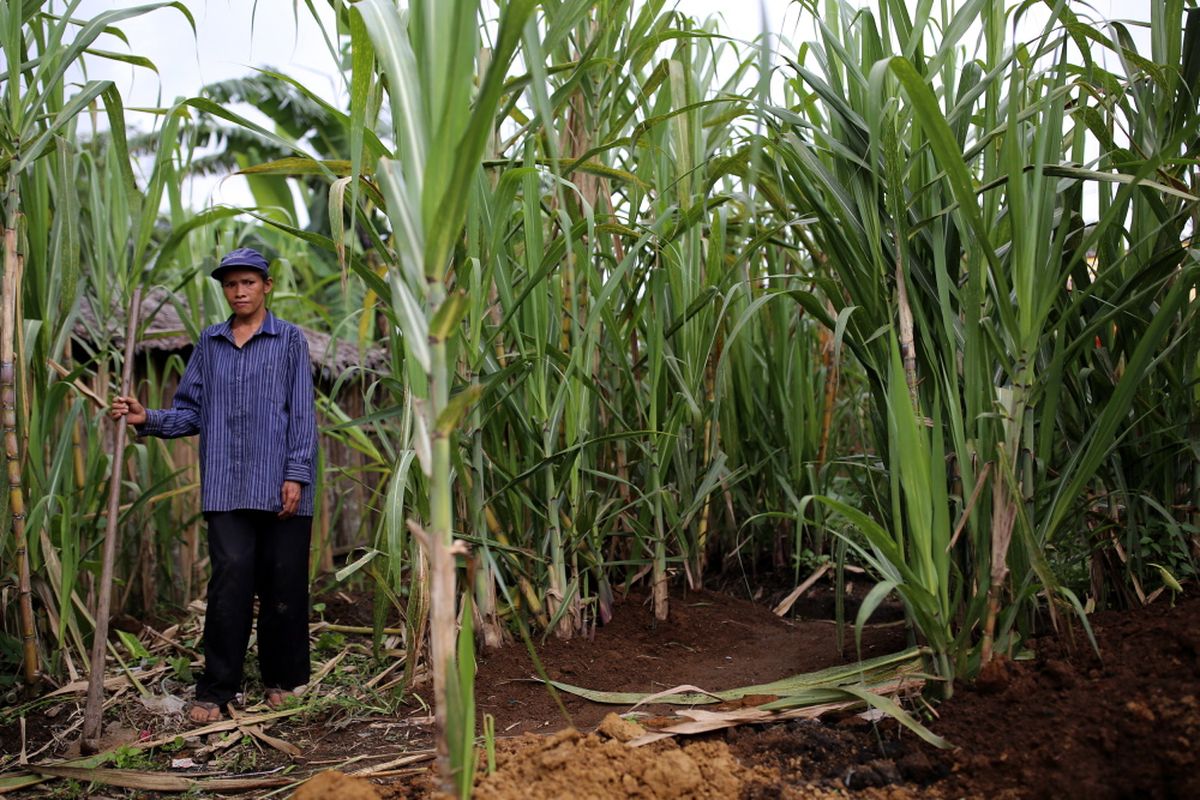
{"left": 2, "top": 183, "right": 39, "bottom": 694}
{"left": 81, "top": 287, "right": 142, "bottom": 754}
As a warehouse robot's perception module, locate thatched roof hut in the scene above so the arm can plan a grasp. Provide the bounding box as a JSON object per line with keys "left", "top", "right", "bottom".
{"left": 75, "top": 287, "right": 389, "bottom": 380}
{"left": 72, "top": 287, "right": 386, "bottom": 595}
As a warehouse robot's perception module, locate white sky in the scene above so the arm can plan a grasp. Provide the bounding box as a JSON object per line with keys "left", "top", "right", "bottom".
{"left": 73, "top": 0, "right": 1155, "bottom": 210}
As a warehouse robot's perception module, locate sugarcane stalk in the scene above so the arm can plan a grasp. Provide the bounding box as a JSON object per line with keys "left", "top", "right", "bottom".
{"left": 468, "top": 433, "right": 505, "bottom": 649}
{"left": 695, "top": 417, "right": 714, "bottom": 579}
{"left": 981, "top": 380, "right": 1028, "bottom": 665}
{"left": 81, "top": 287, "right": 142, "bottom": 754}
{"left": 138, "top": 426, "right": 157, "bottom": 613}
{"left": 652, "top": 517, "right": 668, "bottom": 621}
{"left": 544, "top": 453, "right": 573, "bottom": 638}
{"left": 2, "top": 176, "right": 39, "bottom": 694}
{"left": 650, "top": 407, "right": 668, "bottom": 622}
{"left": 426, "top": 284, "right": 456, "bottom": 791}
{"left": 981, "top": 463, "right": 1015, "bottom": 665}
{"left": 63, "top": 349, "right": 87, "bottom": 491}
{"left": 1191, "top": 457, "right": 1200, "bottom": 564}
{"left": 401, "top": 525, "right": 430, "bottom": 690}
{"left": 816, "top": 296, "right": 839, "bottom": 467}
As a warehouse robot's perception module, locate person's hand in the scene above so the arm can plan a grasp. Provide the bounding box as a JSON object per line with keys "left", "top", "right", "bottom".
{"left": 279, "top": 480, "right": 302, "bottom": 519}
{"left": 109, "top": 395, "right": 147, "bottom": 426}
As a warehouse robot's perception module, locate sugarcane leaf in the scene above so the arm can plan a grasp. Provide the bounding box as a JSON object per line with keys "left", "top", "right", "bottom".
{"left": 546, "top": 647, "right": 926, "bottom": 705}
{"left": 425, "top": 0, "right": 537, "bottom": 279}
{"left": 238, "top": 157, "right": 354, "bottom": 176}
{"left": 21, "top": 2, "right": 194, "bottom": 129}
{"left": 353, "top": 0, "right": 426, "bottom": 191}
{"left": 1040, "top": 164, "right": 1197, "bottom": 202}
{"left": 335, "top": 548, "right": 382, "bottom": 582}
{"left": 387, "top": 271, "right": 432, "bottom": 374}
{"left": 81, "top": 48, "right": 158, "bottom": 71}
{"left": 835, "top": 684, "right": 952, "bottom": 749}
{"left": 16, "top": 80, "right": 110, "bottom": 171}
{"left": 244, "top": 211, "right": 389, "bottom": 300}
{"left": 855, "top": 580, "right": 900, "bottom": 654}
{"left": 377, "top": 157, "right": 426, "bottom": 291}
{"left": 434, "top": 384, "right": 484, "bottom": 437}
{"left": 1055, "top": 586, "right": 1101, "bottom": 658}
{"left": 885, "top": 57, "right": 1002, "bottom": 276}
{"left": 545, "top": 682, "right": 720, "bottom": 706}
{"left": 99, "top": 85, "right": 143, "bottom": 219}
{"left": 347, "top": 5, "right": 374, "bottom": 248}
{"left": 429, "top": 290, "right": 469, "bottom": 343}
{"left": 1042, "top": 264, "right": 1198, "bottom": 538}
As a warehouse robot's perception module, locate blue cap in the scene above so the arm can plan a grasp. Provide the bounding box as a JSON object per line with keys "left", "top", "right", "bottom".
{"left": 211, "top": 247, "right": 270, "bottom": 281}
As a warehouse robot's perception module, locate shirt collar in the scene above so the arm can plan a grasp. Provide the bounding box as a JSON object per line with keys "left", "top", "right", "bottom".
{"left": 209, "top": 310, "right": 280, "bottom": 342}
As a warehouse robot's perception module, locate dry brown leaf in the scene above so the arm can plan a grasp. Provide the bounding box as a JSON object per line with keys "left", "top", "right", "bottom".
{"left": 240, "top": 724, "right": 303, "bottom": 758}
{"left": 627, "top": 699, "right": 860, "bottom": 746}
{"left": 23, "top": 765, "right": 292, "bottom": 792}
{"left": 137, "top": 706, "right": 306, "bottom": 749}
{"left": 772, "top": 563, "right": 832, "bottom": 616}
{"left": 350, "top": 750, "right": 435, "bottom": 775}
{"left": 627, "top": 684, "right": 725, "bottom": 711}
{"left": 46, "top": 665, "right": 169, "bottom": 698}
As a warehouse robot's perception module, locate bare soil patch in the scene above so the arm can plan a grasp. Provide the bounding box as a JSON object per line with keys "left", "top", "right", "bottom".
{"left": 475, "top": 587, "right": 908, "bottom": 735}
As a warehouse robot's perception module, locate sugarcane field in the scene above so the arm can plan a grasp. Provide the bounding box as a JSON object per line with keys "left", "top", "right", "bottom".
{"left": 1, "top": 0, "right": 1198, "bottom": 797}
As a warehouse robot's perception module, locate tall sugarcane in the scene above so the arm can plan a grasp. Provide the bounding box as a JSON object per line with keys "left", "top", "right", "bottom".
{"left": 0, "top": 0, "right": 191, "bottom": 696}
{"left": 769, "top": 0, "right": 1199, "bottom": 681}
{"left": 1, "top": 170, "right": 37, "bottom": 691}
{"left": 349, "top": 0, "right": 536, "bottom": 792}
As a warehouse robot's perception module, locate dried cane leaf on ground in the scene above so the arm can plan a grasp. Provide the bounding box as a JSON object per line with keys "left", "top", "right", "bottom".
{"left": 542, "top": 647, "right": 946, "bottom": 748}
{"left": 0, "top": 599, "right": 435, "bottom": 798}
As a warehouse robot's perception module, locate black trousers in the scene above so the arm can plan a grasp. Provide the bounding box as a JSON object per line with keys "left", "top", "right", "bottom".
{"left": 196, "top": 510, "right": 312, "bottom": 706}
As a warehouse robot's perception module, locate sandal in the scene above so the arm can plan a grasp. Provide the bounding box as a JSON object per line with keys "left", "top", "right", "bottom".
{"left": 185, "top": 700, "right": 222, "bottom": 724}
{"left": 264, "top": 688, "right": 295, "bottom": 710}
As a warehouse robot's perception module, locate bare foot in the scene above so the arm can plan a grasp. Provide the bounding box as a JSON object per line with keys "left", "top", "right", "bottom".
{"left": 265, "top": 688, "right": 295, "bottom": 709}
{"left": 186, "top": 701, "right": 222, "bottom": 724}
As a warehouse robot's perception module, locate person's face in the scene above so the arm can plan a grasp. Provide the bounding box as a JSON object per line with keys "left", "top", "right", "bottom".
{"left": 221, "top": 269, "right": 271, "bottom": 319}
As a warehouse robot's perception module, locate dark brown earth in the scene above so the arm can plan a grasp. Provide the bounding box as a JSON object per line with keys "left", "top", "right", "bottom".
{"left": 455, "top": 587, "right": 1200, "bottom": 800}
{"left": 475, "top": 587, "right": 908, "bottom": 735}
{"left": 2, "top": 581, "right": 1197, "bottom": 799}
{"left": 928, "top": 596, "right": 1200, "bottom": 800}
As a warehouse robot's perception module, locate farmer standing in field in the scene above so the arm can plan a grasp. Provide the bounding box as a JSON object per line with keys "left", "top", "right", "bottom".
{"left": 109, "top": 247, "right": 318, "bottom": 724}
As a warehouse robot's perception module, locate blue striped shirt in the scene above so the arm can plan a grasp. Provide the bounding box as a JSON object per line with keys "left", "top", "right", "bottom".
{"left": 138, "top": 311, "right": 318, "bottom": 516}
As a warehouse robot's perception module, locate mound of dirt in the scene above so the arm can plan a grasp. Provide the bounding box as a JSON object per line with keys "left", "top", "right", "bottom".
{"left": 293, "top": 770, "right": 383, "bottom": 800}
{"left": 475, "top": 727, "right": 745, "bottom": 799}
{"left": 474, "top": 713, "right": 932, "bottom": 800}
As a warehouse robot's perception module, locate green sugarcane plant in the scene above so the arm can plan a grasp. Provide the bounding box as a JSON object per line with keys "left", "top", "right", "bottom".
{"left": 0, "top": 0, "right": 193, "bottom": 693}
{"left": 772, "top": 0, "right": 1198, "bottom": 682}
{"left": 345, "top": 0, "right": 537, "bottom": 791}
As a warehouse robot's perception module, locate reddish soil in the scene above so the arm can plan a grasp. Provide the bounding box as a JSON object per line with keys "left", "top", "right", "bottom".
{"left": 928, "top": 596, "right": 1200, "bottom": 799}
{"left": 453, "top": 587, "right": 1200, "bottom": 799}
{"left": 475, "top": 588, "right": 908, "bottom": 735}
